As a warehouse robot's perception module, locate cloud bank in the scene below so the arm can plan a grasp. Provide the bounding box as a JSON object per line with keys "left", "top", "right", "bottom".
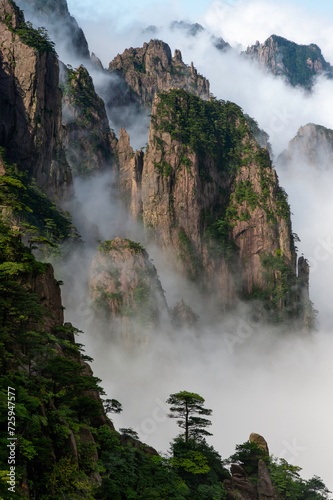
{"left": 54, "top": 0, "right": 333, "bottom": 492}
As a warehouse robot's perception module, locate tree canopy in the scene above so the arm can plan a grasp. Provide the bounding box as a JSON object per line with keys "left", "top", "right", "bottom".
{"left": 167, "top": 390, "right": 212, "bottom": 443}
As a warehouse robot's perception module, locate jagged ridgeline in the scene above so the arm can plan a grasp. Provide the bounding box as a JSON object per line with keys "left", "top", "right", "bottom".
{"left": 108, "top": 39, "right": 210, "bottom": 107}
{"left": 118, "top": 88, "right": 313, "bottom": 325}
{"left": 244, "top": 35, "right": 333, "bottom": 89}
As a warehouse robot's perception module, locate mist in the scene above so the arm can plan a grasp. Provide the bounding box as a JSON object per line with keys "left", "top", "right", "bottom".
{"left": 35, "top": 0, "right": 333, "bottom": 492}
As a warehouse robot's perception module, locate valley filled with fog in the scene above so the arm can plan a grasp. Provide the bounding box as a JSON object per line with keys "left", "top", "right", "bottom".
{"left": 21, "top": 0, "right": 333, "bottom": 491}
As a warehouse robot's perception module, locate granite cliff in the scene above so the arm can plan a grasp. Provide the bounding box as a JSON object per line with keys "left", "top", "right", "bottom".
{"left": 244, "top": 35, "right": 332, "bottom": 89}
{"left": 0, "top": 0, "right": 72, "bottom": 199}
{"left": 60, "top": 64, "right": 118, "bottom": 175}
{"left": 117, "top": 88, "right": 310, "bottom": 323}
{"left": 109, "top": 39, "right": 210, "bottom": 108}
{"left": 15, "top": 0, "right": 90, "bottom": 61}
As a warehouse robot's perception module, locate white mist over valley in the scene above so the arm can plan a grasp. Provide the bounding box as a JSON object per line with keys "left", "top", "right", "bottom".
{"left": 25, "top": 0, "right": 333, "bottom": 492}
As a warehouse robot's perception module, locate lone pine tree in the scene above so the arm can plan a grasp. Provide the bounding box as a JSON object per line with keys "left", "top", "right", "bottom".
{"left": 167, "top": 391, "right": 212, "bottom": 443}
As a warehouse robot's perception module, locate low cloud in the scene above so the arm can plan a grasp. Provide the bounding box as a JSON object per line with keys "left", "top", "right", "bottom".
{"left": 36, "top": 0, "right": 333, "bottom": 492}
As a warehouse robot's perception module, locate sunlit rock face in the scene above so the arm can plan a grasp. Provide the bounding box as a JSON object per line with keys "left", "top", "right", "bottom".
{"left": 117, "top": 89, "right": 310, "bottom": 324}
{"left": 108, "top": 39, "right": 210, "bottom": 107}
{"left": 89, "top": 238, "right": 171, "bottom": 347}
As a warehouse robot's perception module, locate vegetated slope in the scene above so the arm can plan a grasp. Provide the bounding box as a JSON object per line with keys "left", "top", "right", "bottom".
{"left": 278, "top": 123, "right": 333, "bottom": 168}
{"left": 244, "top": 34, "right": 332, "bottom": 89}
{"left": 117, "top": 88, "right": 313, "bottom": 325}
{"left": 89, "top": 237, "right": 171, "bottom": 347}
{"left": 60, "top": 64, "right": 118, "bottom": 176}
{"left": 0, "top": 0, "right": 72, "bottom": 199}
{"left": 0, "top": 2, "right": 330, "bottom": 497}
{"left": 14, "top": 0, "right": 90, "bottom": 60}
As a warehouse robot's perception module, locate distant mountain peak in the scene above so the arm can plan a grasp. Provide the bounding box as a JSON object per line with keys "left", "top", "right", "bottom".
{"left": 244, "top": 34, "right": 332, "bottom": 89}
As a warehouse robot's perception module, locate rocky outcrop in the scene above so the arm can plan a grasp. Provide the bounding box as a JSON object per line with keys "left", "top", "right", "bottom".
{"left": 89, "top": 238, "right": 171, "bottom": 347}
{"left": 297, "top": 256, "right": 314, "bottom": 330}
{"left": 118, "top": 89, "right": 302, "bottom": 319}
{"left": 108, "top": 39, "right": 210, "bottom": 107}
{"left": 0, "top": 0, "right": 72, "bottom": 198}
{"left": 172, "top": 299, "right": 199, "bottom": 328}
{"left": 277, "top": 123, "right": 333, "bottom": 168}
{"left": 116, "top": 128, "right": 143, "bottom": 215}
{"left": 257, "top": 460, "right": 276, "bottom": 500}
{"left": 60, "top": 64, "right": 118, "bottom": 175}
{"left": 225, "top": 435, "right": 277, "bottom": 500}
{"left": 224, "top": 464, "right": 257, "bottom": 499}
{"left": 244, "top": 35, "right": 332, "bottom": 89}
{"left": 250, "top": 434, "right": 269, "bottom": 455}
{"left": 32, "top": 263, "right": 64, "bottom": 332}
{"left": 15, "top": 0, "right": 90, "bottom": 61}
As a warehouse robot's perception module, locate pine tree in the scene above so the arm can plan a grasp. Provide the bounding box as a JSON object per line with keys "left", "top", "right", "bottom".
{"left": 166, "top": 390, "right": 212, "bottom": 443}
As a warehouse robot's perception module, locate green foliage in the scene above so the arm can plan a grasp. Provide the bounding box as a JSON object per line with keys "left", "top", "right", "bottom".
{"left": 5, "top": 10, "right": 55, "bottom": 54}
{"left": 226, "top": 441, "right": 269, "bottom": 478}
{"left": 0, "top": 220, "right": 106, "bottom": 498}
{"left": 271, "top": 35, "right": 328, "bottom": 88}
{"left": 260, "top": 251, "right": 297, "bottom": 321}
{"left": 167, "top": 391, "right": 212, "bottom": 443}
{"left": 61, "top": 66, "right": 96, "bottom": 123}
{"left": 125, "top": 239, "right": 146, "bottom": 253}
{"left": 171, "top": 437, "right": 229, "bottom": 500}
{"left": 97, "top": 239, "right": 145, "bottom": 255}
{"left": 226, "top": 443, "right": 331, "bottom": 499}
{"left": 234, "top": 180, "right": 259, "bottom": 211}
{"left": 178, "top": 227, "right": 200, "bottom": 279}
{"left": 154, "top": 159, "right": 173, "bottom": 177}
{"left": 205, "top": 218, "right": 238, "bottom": 262}
{"left": 153, "top": 89, "right": 248, "bottom": 176}
{"left": 94, "top": 427, "right": 190, "bottom": 500}
{"left": 0, "top": 148, "right": 79, "bottom": 256}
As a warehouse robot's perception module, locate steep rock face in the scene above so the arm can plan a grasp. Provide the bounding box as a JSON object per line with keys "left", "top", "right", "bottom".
{"left": 116, "top": 128, "right": 144, "bottom": 215}
{"left": 89, "top": 238, "right": 170, "bottom": 347}
{"left": 0, "top": 0, "right": 72, "bottom": 198}
{"left": 244, "top": 35, "right": 332, "bottom": 89}
{"left": 120, "top": 89, "right": 299, "bottom": 316}
{"left": 257, "top": 460, "right": 276, "bottom": 500}
{"left": 32, "top": 263, "right": 64, "bottom": 332}
{"left": 109, "top": 39, "right": 210, "bottom": 107}
{"left": 31, "top": 261, "right": 111, "bottom": 428}
{"left": 225, "top": 435, "right": 277, "bottom": 500}
{"left": 15, "top": 0, "right": 90, "bottom": 60}
{"left": 224, "top": 464, "right": 257, "bottom": 499}
{"left": 60, "top": 64, "right": 118, "bottom": 175}
{"left": 277, "top": 123, "right": 333, "bottom": 168}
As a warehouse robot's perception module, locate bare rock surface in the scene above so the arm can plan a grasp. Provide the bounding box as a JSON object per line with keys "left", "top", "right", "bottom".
{"left": 0, "top": 0, "right": 72, "bottom": 198}
{"left": 109, "top": 39, "right": 210, "bottom": 107}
